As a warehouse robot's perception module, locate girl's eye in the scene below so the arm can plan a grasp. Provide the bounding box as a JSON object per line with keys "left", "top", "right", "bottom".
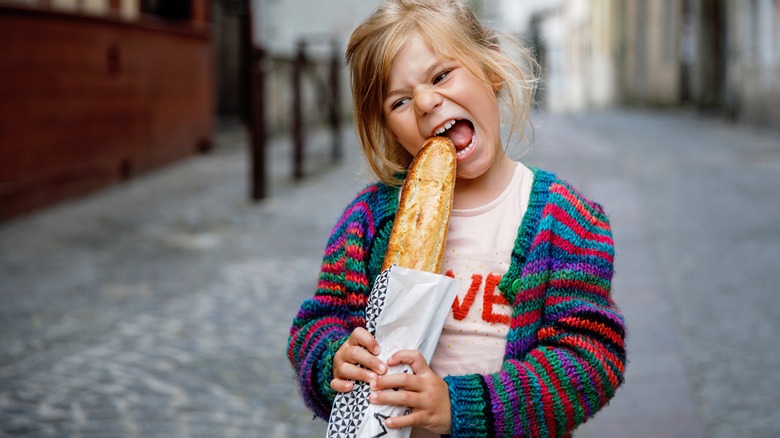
{"left": 433, "top": 70, "right": 451, "bottom": 84}
{"left": 391, "top": 98, "right": 410, "bottom": 110}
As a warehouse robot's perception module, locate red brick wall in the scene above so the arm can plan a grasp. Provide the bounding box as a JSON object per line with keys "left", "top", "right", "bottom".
{"left": 0, "top": 6, "right": 214, "bottom": 221}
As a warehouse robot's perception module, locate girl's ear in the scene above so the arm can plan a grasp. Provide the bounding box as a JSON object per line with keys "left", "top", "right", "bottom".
{"left": 488, "top": 71, "right": 503, "bottom": 92}
{"left": 492, "top": 76, "right": 504, "bottom": 92}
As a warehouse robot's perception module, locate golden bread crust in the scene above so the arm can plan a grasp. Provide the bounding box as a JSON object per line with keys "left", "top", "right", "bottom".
{"left": 381, "top": 137, "right": 457, "bottom": 273}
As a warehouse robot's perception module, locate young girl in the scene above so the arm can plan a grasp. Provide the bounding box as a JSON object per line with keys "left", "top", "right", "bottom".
{"left": 287, "top": 1, "right": 626, "bottom": 436}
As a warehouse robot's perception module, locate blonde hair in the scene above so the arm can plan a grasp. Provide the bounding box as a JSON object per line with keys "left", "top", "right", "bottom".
{"left": 346, "top": 0, "right": 538, "bottom": 186}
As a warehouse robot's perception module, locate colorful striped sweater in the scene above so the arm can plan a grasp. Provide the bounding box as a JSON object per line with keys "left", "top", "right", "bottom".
{"left": 287, "top": 168, "right": 626, "bottom": 437}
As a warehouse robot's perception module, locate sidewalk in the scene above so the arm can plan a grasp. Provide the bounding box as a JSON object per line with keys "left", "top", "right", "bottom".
{"left": 4, "top": 110, "right": 777, "bottom": 436}
{"left": 524, "top": 113, "right": 706, "bottom": 437}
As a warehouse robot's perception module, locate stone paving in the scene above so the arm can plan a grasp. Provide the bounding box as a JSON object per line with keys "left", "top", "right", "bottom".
{"left": 1, "top": 110, "right": 779, "bottom": 437}
{"left": 0, "top": 128, "right": 360, "bottom": 437}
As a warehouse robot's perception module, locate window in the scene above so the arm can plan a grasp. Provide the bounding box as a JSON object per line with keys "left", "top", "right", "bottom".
{"left": 141, "top": 0, "right": 191, "bottom": 20}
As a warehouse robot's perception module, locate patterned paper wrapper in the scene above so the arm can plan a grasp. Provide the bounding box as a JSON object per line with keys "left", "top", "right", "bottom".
{"left": 326, "top": 265, "right": 459, "bottom": 438}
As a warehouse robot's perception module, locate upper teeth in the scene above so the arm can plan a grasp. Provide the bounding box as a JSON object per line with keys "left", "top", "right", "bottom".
{"left": 434, "top": 119, "right": 457, "bottom": 136}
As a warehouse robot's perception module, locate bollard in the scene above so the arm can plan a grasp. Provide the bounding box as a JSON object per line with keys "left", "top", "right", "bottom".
{"left": 292, "top": 39, "right": 306, "bottom": 181}
{"left": 329, "top": 39, "right": 342, "bottom": 163}
{"left": 250, "top": 46, "right": 267, "bottom": 200}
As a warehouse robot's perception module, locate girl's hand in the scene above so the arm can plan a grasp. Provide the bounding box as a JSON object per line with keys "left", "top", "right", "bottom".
{"left": 368, "top": 350, "right": 451, "bottom": 435}
{"left": 331, "top": 327, "right": 388, "bottom": 393}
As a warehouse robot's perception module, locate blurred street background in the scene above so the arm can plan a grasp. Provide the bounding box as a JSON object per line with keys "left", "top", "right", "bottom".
{"left": 1, "top": 0, "right": 779, "bottom": 437}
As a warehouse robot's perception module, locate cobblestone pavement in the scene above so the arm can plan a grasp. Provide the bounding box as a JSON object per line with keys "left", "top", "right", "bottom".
{"left": 1, "top": 110, "right": 779, "bottom": 437}
{"left": 0, "top": 128, "right": 364, "bottom": 437}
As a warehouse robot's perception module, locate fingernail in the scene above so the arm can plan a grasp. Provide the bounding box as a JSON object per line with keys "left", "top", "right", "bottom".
{"left": 367, "top": 372, "right": 376, "bottom": 380}
{"left": 368, "top": 392, "right": 377, "bottom": 402}
{"left": 379, "top": 363, "right": 387, "bottom": 374}
{"left": 373, "top": 346, "right": 381, "bottom": 354}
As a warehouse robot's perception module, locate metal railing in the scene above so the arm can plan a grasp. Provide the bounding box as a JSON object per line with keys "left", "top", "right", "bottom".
{"left": 291, "top": 38, "right": 342, "bottom": 181}
{"left": 248, "top": 37, "right": 343, "bottom": 200}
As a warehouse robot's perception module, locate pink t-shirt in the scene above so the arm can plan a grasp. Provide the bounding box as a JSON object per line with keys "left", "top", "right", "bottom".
{"left": 430, "top": 162, "right": 533, "bottom": 377}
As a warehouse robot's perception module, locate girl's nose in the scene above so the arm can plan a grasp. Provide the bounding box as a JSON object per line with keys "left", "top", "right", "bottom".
{"left": 414, "top": 88, "right": 442, "bottom": 117}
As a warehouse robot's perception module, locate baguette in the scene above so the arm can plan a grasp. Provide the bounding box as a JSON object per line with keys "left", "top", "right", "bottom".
{"left": 381, "top": 137, "right": 457, "bottom": 273}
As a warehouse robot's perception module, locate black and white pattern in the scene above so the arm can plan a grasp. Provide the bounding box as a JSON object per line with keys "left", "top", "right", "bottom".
{"left": 327, "top": 380, "right": 371, "bottom": 437}
{"left": 365, "top": 268, "right": 390, "bottom": 335}
{"left": 326, "top": 268, "right": 391, "bottom": 438}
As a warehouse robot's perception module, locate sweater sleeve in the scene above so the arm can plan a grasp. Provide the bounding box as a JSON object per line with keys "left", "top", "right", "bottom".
{"left": 444, "top": 181, "right": 626, "bottom": 438}
{"left": 286, "top": 187, "right": 380, "bottom": 420}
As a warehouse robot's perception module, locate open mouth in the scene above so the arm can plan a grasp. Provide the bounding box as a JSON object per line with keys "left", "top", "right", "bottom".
{"left": 433, "top": 119, "right": 475, "bottom": 158}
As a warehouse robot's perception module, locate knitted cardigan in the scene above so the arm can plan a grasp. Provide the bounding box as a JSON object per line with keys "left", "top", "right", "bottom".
{"left": 287, "top": 168, "right": 626, "bottom": 438}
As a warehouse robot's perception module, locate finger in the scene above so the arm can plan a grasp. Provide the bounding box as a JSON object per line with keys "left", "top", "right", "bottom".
{"left": 371, "top": 369, "right": 421, "bottom": 393}
{"left": 369, "top": 387, "right": 420, "bottom": 408}
{"left": 384, "top": 412, "right": 421, "bottom": 430}
{"left": 385, "top": 412, "right": 451, "bottom": 435}
{"left": 334, "top": 341, "right": 386, "bottom": 379}
{"left": 340, "top": 328, "right": 386, "bottom": 377}
{"left": 330, "top": 378, "right": 354, "bottom": 393}
{"left": 348, "top": 327, "right": 381, "bottom": 355}
{"left": 347, "top": 347, "right": 387, "bottom": 378}
{"left": 334, "top": 361, "right": 378, "bottom": 385}
{"left": 387, "top": 350, "right": 429, "bottom": 375}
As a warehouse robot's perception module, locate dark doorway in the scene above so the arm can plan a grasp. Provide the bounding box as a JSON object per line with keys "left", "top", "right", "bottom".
{"left": 212, "top": 0, "right": 251, "bottom": 124}
{"left": 697, "top": 0, "right": 726, "bottom": 110}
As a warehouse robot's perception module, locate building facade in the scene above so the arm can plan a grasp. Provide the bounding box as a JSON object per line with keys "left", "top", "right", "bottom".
{"left": 0, "top": 0, "right": 214, "bottom": 221}
{"left": 720, "top": 0, "right": 780, "bottom": 125}
{"left": 491, "top": 0, "right": 780, "bottom": 127}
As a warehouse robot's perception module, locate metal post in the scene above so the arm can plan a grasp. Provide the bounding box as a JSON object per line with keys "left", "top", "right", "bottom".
{"left": 243, "top": 0, "right": 266, "bottom": 200}
{"left": 292, "top": 39, "right": 306, "bottom": 181}
{"left": 250, "top": 47, "right": 267, "bottom": 200}
{"left": 329, "top": 39, "right": 342, "bottom": 163}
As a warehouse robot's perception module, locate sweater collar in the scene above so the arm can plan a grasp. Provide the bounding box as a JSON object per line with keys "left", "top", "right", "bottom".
{"left": 497, "top": 167, "right": 555, "bottom": 302}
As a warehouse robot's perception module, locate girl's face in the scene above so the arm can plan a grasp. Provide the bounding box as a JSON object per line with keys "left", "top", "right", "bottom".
{"left": 383, "top": 35, "right": 503, "bottom": 182}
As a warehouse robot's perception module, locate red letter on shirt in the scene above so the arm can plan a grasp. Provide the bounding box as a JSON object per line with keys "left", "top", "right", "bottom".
{"left": 451, "top": 273, "right": 481, "bottom": 321}
{"left": 482, "top": 273, "right": 510, "bottom": 325}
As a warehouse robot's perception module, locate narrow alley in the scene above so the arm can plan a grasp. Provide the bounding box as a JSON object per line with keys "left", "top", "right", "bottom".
{"left": 1, "top": 109, "right": 779, "bottom": 437}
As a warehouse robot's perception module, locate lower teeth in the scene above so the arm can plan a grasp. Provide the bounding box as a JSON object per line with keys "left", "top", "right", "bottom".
{"left": 456, "top": 134, "right": 476, "bottom": 157}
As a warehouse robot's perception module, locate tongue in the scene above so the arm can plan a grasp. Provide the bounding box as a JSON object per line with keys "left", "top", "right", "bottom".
{"left": 441, "top": 120, "right": 474, "bottom": 151}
